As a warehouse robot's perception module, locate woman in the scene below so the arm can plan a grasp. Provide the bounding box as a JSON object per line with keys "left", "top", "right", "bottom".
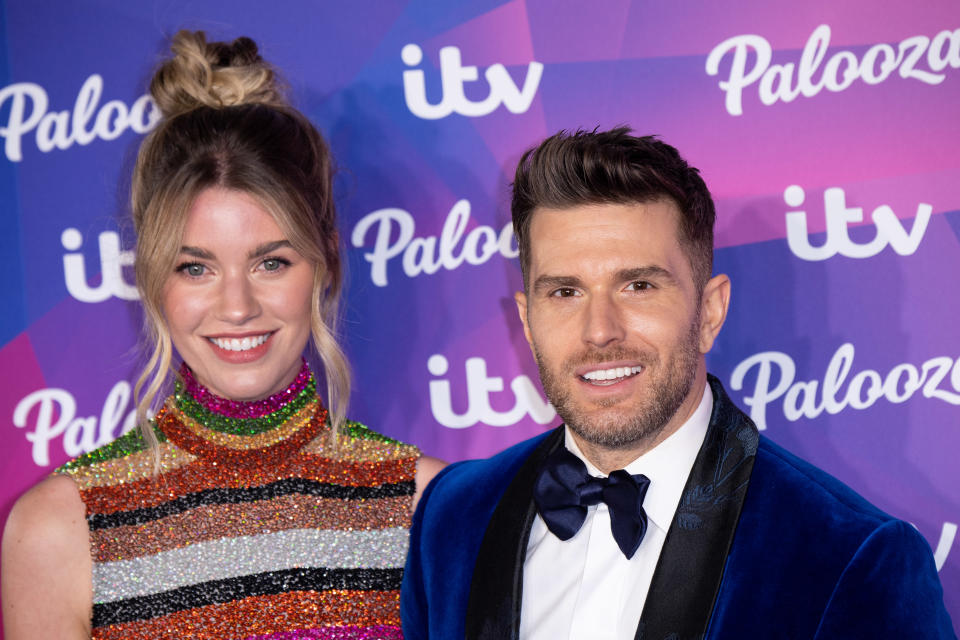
{"left": 1, "top": 31, "right": 444, "bottom": 640}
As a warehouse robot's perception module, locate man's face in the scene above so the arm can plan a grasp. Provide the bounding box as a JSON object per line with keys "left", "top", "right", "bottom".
{"left": 515, "top": 200, "right": 726, "bottom": 451}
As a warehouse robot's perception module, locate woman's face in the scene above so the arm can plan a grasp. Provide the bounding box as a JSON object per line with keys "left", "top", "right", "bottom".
{"left": 162, "top": 187, "right": 316, "bottom": 401}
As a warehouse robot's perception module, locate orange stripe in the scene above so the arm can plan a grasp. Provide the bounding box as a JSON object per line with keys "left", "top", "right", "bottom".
{"left": 156, "top": 405, "right": 326, "bottom": 469}
{"left": 91, "top": 590, "right": 400, "bottom": 640}
{"left": 91, "top": 495, "right": 413, "bottom": 561}
{"left": 81, "top": 456, "right": 416, "bottom": 516}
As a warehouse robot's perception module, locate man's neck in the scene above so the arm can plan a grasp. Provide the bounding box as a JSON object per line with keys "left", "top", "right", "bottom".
{"left": 573, "top": 438, "right": 652, "bottom": 475}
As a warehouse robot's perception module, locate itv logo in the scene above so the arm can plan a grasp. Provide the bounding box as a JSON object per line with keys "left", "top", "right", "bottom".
{"left": 401, "top": 44, "right": 543, "bottom": 119}
{"left": 784, "top": 185, "right": 932, "bottom": 261}
{"left": 61, "top": 227, "right": 138, "bottom": 303}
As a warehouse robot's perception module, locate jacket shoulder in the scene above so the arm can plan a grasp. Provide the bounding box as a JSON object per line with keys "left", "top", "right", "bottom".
{"left": 422, "top": 430, "right": 553, "bottom": 513}
{"left": 402, "top": 430, "right": 556, "bottom": 640}
{"left": 753, "top": 436, "right": 893, "bottom": 529}
{"left": 709, "top": 437, "right": 951, "bottom": 637}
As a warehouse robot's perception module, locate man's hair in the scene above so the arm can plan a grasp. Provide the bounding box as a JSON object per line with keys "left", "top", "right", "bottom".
{"left": 511, "top": 127, "right": 716, "bottom": 290}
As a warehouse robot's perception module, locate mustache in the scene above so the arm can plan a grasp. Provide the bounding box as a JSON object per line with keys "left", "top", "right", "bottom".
{"left": 561, "top": 346, "right": 655, "bottom": 371}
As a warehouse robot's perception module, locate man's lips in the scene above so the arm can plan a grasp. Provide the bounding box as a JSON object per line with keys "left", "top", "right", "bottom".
{"left": 577, "top": 362, "right": 644, "bottom": 386}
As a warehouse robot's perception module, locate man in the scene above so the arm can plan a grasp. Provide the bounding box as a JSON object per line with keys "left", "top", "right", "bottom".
{"left": 401, "top": 128, "right": 954, "bottom": 639}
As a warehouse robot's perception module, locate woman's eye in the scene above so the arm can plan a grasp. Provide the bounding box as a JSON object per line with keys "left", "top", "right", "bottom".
{"left": 176, "top": 263, "right": 206, "bottom": 277}
{"left": 261, "top": 257, "right": 290, "bottom": 272}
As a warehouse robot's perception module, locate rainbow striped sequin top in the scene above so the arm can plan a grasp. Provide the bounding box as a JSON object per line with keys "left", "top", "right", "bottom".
{"left": 57, "top": 362, "right": 419, "bottom": 640}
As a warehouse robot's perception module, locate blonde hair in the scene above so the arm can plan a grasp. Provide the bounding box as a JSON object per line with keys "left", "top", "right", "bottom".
{"left": 132, "top": 31, "right": 350, "bottom": 455}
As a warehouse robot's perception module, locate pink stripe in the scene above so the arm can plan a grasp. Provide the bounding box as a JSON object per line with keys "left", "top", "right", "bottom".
{"left": 179, "top": 359, "right": 312, "bottom": 418}
{"left": 244, "top": 626, "right": 403, "bottom": 640}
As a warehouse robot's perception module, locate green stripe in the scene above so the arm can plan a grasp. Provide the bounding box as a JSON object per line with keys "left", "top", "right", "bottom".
{"left": 56, "top": 399, "right": 403, "bottom": 473}
{"left": 174, "top": 378, "right": 316, "bottom": 435}
{"left": 57, "top": 424, "right": 167, "bottom": 471}
{"left": 340, "top": 420, "right": 404, "bottom": 446}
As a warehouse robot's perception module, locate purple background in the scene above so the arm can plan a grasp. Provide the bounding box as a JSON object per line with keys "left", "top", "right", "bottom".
{"left": 1, "top": 0, "right": 958, "bottom": 633}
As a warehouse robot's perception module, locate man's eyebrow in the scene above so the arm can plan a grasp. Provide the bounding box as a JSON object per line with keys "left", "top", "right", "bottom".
{"left": 249, "top": 240, "right": 293, "bottom": 259}
{"left": 617, "top": 265, "right": 677, "bottom": 285}
{"left": 178, "top": 246, "right": 214, "bottom": 260}
{"left": 532, "top": 274, "right": 583, "bottom": 295}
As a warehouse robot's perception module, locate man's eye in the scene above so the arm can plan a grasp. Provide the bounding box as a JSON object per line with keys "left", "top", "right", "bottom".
{"left": 551, "top": 288, "right": 579, "bottom": 297}
{"left": 627, "top": 281, "right": 652, "bottom": 291}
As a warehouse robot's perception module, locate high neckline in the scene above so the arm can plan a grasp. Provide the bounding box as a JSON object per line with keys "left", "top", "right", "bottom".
{"left": 178, "top": 359, "right": 313, "bottom": 419}
{"left": 158, "top": 360, "right": 327, "bottom": 464}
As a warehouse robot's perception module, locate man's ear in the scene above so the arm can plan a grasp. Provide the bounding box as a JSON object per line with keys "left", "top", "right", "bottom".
{"left": 514, "top": 290, "right": 535, "bottom": 350}
{"left": 698, "top": 274, "right": 730, "bottom": 354}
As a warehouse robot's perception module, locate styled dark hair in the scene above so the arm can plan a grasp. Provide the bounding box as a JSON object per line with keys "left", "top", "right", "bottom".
{"left": 132, "top": 31, "right": 349, "bottom": 452}
{"left": 511, "top": 127, "right": 716, "bottom": 289}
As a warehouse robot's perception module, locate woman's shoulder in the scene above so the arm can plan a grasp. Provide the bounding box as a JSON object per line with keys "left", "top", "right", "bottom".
{"left": 2, "top": 474, "right": 93, "bottom": 638}
{"left": 322, "top": 419, "right": 447, "bottom": 505}
{"left": 3, "top": 474, "right": 87, "bottom": 553}
{"left": 5, "top": 474, "right": 86, "bottom": 530}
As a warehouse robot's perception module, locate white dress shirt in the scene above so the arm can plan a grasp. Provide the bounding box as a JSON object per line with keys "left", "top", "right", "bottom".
{"left": 519, "top": 383, "right": 713, "bottom": 640}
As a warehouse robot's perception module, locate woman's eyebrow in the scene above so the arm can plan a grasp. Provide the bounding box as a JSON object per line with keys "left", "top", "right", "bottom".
{"left": 178, "top": 246, "right": 214, "bottom": 260}
{"left": 249, "top": 240, "right": 293, "bottom": 258}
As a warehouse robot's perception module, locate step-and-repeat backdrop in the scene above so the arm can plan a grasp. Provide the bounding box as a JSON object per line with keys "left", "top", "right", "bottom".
{"left": 1, "top": 0, "right": 958, "bottom": 630}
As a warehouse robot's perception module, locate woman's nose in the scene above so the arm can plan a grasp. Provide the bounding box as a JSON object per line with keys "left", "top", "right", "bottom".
{"left": 215, "top": 272, "right": 262, "bottom": 324}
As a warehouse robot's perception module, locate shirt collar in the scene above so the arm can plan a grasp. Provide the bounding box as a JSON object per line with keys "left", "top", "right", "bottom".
{"left": 563, "top": 381, "right": 713, "bottom": 533}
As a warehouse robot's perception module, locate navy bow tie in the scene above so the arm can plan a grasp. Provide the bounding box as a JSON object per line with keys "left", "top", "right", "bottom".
{"left": 533, "top": 445, "right": 650, "bottom": 559}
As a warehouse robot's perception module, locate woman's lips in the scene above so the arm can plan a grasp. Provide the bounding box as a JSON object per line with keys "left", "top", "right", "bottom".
{"left": 206, "top": 332, "right": 273, "bottom": 363}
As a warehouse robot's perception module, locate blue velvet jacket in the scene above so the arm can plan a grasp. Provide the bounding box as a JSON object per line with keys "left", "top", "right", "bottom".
{"left": 402, "top": 376, "right": 955, "bottom": 639}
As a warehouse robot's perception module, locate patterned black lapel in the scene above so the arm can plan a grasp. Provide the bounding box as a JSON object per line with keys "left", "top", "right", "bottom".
{"left": 636, "top": 376, "right": 759, "bottom": 640}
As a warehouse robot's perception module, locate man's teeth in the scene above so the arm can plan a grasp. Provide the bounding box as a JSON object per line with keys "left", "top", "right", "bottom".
{"left": 210, "top": 334, "right": 270, "bottom": 352}
{"left": 582, "top": 366, "right": 642, "bottom": 381}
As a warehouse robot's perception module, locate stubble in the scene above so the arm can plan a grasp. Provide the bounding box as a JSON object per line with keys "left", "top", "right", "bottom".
{"left": 533, "top": 320, "right": 701, "bottom": 450}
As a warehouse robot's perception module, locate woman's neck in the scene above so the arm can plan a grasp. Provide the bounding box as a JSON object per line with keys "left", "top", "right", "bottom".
{"left": 177, "top": 359, "right": 314, "bottom": 419}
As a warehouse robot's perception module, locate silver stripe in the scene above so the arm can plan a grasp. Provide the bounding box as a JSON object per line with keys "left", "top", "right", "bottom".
{"left": 93, "top": 527, "right": 409, "bottom": 603}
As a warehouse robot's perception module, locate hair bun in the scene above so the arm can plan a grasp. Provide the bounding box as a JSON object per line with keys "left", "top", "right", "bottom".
{"left": 150, "top": 30, "right": 285, "bottom": 118}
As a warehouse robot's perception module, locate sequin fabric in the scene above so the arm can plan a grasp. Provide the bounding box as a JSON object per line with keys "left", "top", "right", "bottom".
{"left": 57, "top": 364, "right": 419, "bottom": 639}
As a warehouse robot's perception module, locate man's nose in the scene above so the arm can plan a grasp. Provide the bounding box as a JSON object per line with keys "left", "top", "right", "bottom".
{"left": 215, "top": 272, "right": 262, "bottom": 324}
{"left": 582, "top": 293, "right": 626, "bottom": 348}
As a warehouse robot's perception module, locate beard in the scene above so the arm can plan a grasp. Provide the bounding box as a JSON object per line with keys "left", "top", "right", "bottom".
{"left": 532, "top": 320, "right": 701, "bottom": 450}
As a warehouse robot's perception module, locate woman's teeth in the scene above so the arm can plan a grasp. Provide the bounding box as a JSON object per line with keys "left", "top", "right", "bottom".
{"left": 209, "top": 334, "right": 270, "bottom": 352}
{"left": 582, "top": 365, "right": 642, "bottom": 382}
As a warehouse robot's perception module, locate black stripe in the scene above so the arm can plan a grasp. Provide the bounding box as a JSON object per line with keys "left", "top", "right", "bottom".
{"left": 89, "top": 477, "right": 415, "bottom": 530}
{"left": 92, "top": 566, "right": 403, "bottom": 628}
